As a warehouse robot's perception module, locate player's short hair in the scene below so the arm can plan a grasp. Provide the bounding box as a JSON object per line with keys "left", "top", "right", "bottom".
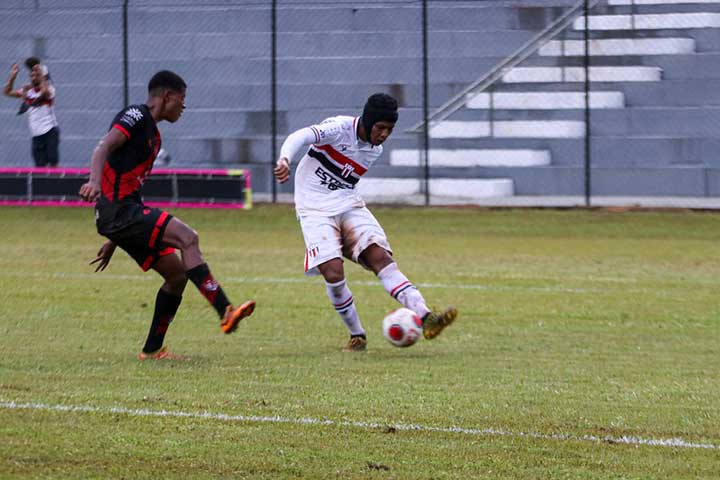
{"left": 24, "top": 57, "right": 41, "bottom": 70}
{"left": 148, "top": 70, "right": 186, "bottom": 96}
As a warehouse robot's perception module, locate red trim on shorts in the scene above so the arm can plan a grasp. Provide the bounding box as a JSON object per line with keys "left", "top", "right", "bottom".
{"left": 113, "top": 124, "right": 131, "bottom": 139}
{"left": 140, "top": 248, "right": 175, "bottom": 272}
{"left": 141, "top": 255, "right": 155, "bottom": 271}
{"left": 148, "top": 211, "right": 169, "bottom": 248}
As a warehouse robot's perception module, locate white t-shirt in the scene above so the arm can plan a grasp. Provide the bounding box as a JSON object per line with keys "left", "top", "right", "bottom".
{"left": 20, "top": 85, "right": 58, "bottom": 137}
{"left": 282, "top": 115, "right": 383, "bottom": 217}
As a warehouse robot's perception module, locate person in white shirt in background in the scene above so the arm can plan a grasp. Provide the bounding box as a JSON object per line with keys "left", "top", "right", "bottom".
{"left": 3, "top": 57, "right": 60, "bottom": 167}
{"left": 274, "top": 93, "right": 457, "bottom": 352}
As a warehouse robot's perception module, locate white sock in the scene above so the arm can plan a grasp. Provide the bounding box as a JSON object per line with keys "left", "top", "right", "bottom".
{"left": 377, "top": 262, "right": 430, "bottom": 319}
{"left": 325, "top": 279, "right": 365, "bottom": 336}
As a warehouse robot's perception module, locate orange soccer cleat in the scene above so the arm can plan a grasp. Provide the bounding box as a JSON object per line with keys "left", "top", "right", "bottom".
{"left": 221, "top": 300, "right": 256, "bottom": 334}
{"left": 138, "top": 346, "right": 188, "bottom": 361}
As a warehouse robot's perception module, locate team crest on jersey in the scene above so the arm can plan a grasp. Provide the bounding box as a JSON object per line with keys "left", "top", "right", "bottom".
{"left": 121, "top": 107, "right": 143, "bottom": 127}
{"left": 340, "top": 163, "right": 355, "bottom": 178}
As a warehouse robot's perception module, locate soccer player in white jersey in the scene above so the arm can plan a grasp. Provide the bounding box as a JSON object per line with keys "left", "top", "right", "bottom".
{"left": 274, "top": 93, "right": 457, "bottom": 352}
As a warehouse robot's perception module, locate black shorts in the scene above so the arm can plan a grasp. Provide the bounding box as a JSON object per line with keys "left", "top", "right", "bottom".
{"left": 32, "top": 126, "right": 60, "bottom": 167}
{"left": 103, "top": 205, "right": 176, "bottom": 271}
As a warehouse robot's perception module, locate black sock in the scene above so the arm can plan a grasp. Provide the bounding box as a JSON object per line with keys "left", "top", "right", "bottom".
{"left": 142, "top": 289, "right": 182, "bottom": 353}
{"left": 186, "top": 263, "right": 231, "bottom": 319}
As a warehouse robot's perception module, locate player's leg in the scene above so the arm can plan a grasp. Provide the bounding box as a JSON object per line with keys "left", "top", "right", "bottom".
{"left": 159, "top": 215, "right": 255, "bottom": 334}
{"left": 317, "top": 258, "right": 366, "bottom": 351}
{"left": 300, "top": 215, "right": 366, "bottom": 351}
{"left": 360, "top": 244, "right": 430, "bottom": 319}
{"left": 348, "top": 208, "right": 458, "bottom": 340}
{"left": 361, "top": 244, "right": 457, "bottom": 339}
{"left": 45, "top": 127, "right": 59, "bottom": 167}
{"left": 139, "top": 252, "right": 187, "bottom": 359}
{"left": 31, "top": 135, "right": 46, "bottom": 167}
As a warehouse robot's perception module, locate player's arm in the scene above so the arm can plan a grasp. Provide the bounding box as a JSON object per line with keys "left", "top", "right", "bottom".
{"left": 274, "top": 127, "right": 323, "bottom": 183}
{"left": 3, "top": 63, "right": 22, "bottom": 98}
{"left": 78, "top": 128, "right": 127, "bottom": 202}
{"left": 35, "top": 77, "right": 52, "bottom": 100}
{"left": 89, "top": 240, "right": 117, "bottom": 272}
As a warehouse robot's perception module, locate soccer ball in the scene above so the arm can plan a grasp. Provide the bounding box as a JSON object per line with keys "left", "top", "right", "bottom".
{"left": 382, "top": 308, "right": 423, "bottom": 348}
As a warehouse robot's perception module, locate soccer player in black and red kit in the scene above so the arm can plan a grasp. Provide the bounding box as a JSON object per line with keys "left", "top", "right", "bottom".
{"left": 79, "top": 70, "right": 255, "bottom": 360}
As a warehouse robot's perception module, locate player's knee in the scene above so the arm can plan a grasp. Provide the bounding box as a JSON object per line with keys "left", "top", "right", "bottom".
{"left": 362, "top": 245, "right": 393, "bottom": 274}
{"left": 172, "top": 273, "right": 188, "bottom": 291}
{"left": 165, "top": 272, "right": 187, "bottom": 294}
{"left": 178, "top": 228, "right": 200, "bottom": 251}
{"left": 319, "top": 260, "right": 344, "bottom": 283}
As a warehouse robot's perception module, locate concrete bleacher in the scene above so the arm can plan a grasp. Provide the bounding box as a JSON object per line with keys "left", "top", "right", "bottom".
{"left": 2, "top": 0, "right": 720, "bottom": 201}
{"left": 2, "top": 1, "right": 569, "bottom": 186}
{"left": 406, "top": 0, "right": 720, "bottom": 199}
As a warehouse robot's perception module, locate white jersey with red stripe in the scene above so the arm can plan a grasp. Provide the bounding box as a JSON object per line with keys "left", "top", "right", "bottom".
{"left": 292, "top": 115, "right": 382, "bottom": 217}
{"left": 20, "top": 85, "right": 58, "bottom": 137}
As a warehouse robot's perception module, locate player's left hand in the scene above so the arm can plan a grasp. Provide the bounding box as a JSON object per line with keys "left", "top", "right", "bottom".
{"left": 90, "top": 241, "right": 116, "bottom": 272}
{"left": 274, "top": 157, "right": 290, "bottom": 184}
{"left": 78, "top": 181, "right": 101, "bottom": 202}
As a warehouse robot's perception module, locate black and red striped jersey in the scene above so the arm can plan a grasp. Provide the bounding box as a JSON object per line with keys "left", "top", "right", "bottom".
{"left": 96, "top": 104, "right": 161, "bottom": 233}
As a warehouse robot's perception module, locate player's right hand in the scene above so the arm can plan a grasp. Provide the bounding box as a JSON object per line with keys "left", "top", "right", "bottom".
{"left": 78, "top": 181, "right": 101, "bottom": 202}
{"left": 274, "top": 157, "right": 290, "bottom": 184}
{"left": 90, "top": 241, "right": 116, "bottom": 272}
{"left": 9, "top": 63, "right": 18, "bottom": 77}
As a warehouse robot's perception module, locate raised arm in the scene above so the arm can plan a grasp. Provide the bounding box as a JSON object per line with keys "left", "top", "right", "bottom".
{"left": 3, "top": 64, "right": 22, "bottom": 98}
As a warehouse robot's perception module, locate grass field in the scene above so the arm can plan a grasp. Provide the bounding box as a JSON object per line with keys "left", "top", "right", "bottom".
{"left": 0, "top": 204, "right": 718, "bottom": 479}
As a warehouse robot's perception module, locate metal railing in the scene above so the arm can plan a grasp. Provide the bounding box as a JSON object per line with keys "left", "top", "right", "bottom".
{"left": 407, "top": 0, "right": 602, "bottom": 134}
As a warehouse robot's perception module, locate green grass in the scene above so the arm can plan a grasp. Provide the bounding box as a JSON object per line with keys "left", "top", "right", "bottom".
{"left": 0, "top": 205, "right": 718, "bottom": 479}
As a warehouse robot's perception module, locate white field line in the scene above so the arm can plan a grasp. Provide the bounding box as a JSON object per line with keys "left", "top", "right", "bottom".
{"left": 0, "top": 270, "right": 677, "bottom": 295}
{"left": 1, "top": 400, "right": 717, "bottom": 450}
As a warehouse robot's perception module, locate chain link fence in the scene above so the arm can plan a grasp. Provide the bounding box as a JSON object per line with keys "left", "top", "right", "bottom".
{"left": 2, "top": 0, "right": 720, "bottom": 206}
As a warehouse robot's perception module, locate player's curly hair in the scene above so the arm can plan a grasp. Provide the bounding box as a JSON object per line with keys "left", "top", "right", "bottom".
{"left": 148, "top": 70, "right": 186, "bottom": 95}
{"left": 24, "top": 57, "right": 41, "bottom": 70}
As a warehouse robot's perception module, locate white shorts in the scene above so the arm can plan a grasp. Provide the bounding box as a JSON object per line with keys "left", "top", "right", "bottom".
{"left": 299, "top": 207, "right": 392, "bottom": 276}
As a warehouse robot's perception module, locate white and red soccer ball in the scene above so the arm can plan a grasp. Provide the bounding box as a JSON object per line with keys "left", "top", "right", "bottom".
{"left": 382, "top": 308, "right": 423, "bottom": 347}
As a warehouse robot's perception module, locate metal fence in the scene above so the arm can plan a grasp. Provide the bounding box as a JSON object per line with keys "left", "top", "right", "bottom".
{"left": 2, "top": 0, "right": 720, "bottom": 207}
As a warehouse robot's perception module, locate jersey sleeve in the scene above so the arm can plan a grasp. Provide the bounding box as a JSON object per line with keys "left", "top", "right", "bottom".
{"left": 110, "top": 106, "right": 147, "bottom": 140}
{"left": 279, "top": 127, "right": 317, "bottom": 164}
{"left": 308, "top": 118, "right": 343, "bottom": 146}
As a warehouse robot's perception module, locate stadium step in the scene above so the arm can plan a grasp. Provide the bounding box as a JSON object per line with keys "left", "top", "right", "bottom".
{"left": 575, "top": 12, "right": 720, "bottom": 30}
{"left": 389, "top": 149, "right": 551, "bottom": 167}
{"left": 608, "top": 0, "right": 720, "bottom": 5}
{"left": 540, "top": 38, "right": 695, "bottom": 56}
{"left": 502, "top": 66, "right": 662, "bottom": 83}
{"left": 465, "top": 91, "right": 625, "bottom": 109}
{"left": 358, "top": 178, "right": 514, "bottom": 200}
{"left": 429, "top": 121, "right": 586, "bottom": 139}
